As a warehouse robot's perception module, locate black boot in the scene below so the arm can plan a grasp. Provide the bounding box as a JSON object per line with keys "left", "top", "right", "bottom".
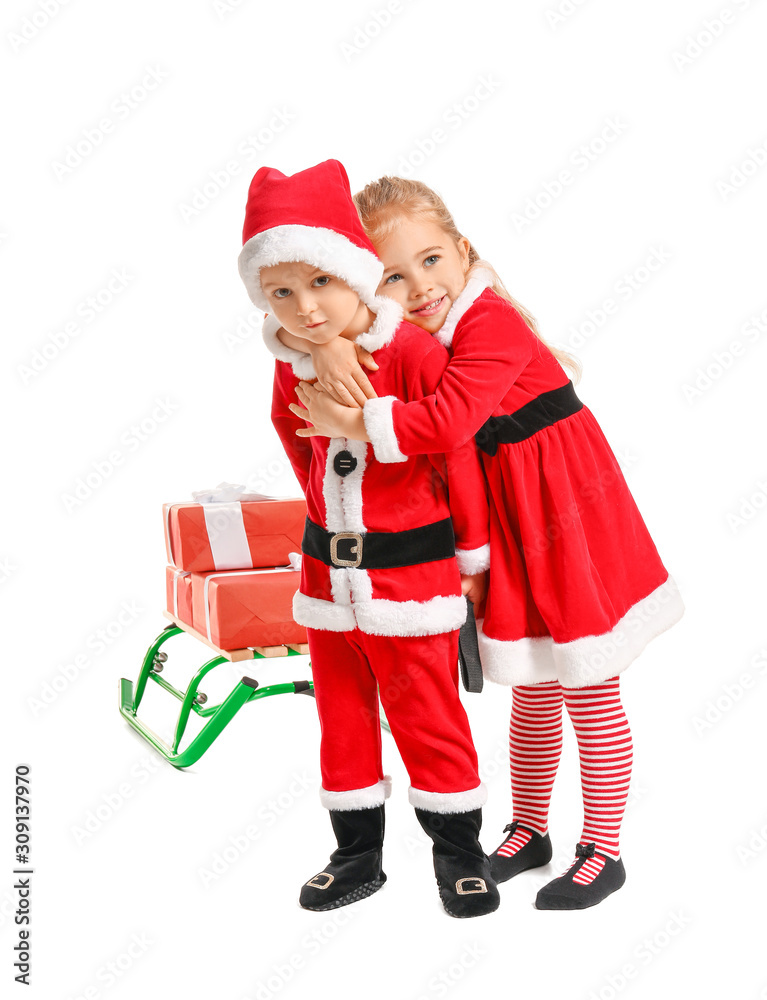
{"left": 299, "top": 806, "right": 386, "bottom": 911}
{"left": 489, "top": 820, "right": 552, "bottom": 882}
{"left": 415, "top": 808, "right": 500, "bottom": 918}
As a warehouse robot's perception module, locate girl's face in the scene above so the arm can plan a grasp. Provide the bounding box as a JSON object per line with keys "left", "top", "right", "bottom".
{"left": 374, "top": 217, "right": 471, "bottom": 334}
{"left": 260, "top": 261, "right": 370, "bottom": 344}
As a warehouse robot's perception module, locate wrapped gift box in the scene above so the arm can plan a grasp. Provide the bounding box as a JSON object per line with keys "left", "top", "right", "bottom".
{"left": 191, "top": 567, "right": 307, "bottom": 651}
{"left": 163, "top": 488, "right": 306, "bottom": 573}
{"left": 166, "top": 566, "right": 193, "bottom": 627}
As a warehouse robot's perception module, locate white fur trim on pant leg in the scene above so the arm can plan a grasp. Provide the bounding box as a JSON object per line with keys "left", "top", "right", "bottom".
{"left": 455, "top": 544, "right": 490, "bottom": 575}
{"left": 293, "top": 591, "right": 356, "bottom": 631}
{"left": 320, "top": 776, "right": 392, "bottom": 811}
{"left": 555, "top": 576, "right": 685, "bottom": 689}
{"left": 408, "top": 782, "right": 487, "bottom": 814}
{"left": 477, "top": 621, "right": 558, "bottom": 686}
{"left": 363, "top": 396, "right": 408, "bottom": 463}
{"left": 353, "top": 594, "right": 467, "bottom": 637}
{"left": 261, "top": 312, "right": 317, "bottom": 380}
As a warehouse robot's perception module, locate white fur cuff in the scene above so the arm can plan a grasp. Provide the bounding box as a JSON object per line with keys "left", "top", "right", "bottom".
{"left": 408, "top": 782, "right": 488, "bottom": 814}
{"left": 363, "top": 396, "right": 408, "bottom": 463}
{"left": 261, "top": 313, "right": 317, "bottom": 380}
{"left": 320, "top": 776, "right": 392, "bottom": 811}
{"left": 455, "top": 544, "right": 491, "bottom": 575}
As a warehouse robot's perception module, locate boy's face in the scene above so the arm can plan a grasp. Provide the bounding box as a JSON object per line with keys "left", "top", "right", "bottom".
{"left": 375, "top": 218, "right": 470, "bottom": 334}
{"left": 260, "top": 261, "right": 367, "bottom": 344}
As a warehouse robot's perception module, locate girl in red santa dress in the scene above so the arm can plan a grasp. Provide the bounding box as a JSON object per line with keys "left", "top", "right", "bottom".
{"left": 287, "top": 176, "right": 685, "bottom": 910}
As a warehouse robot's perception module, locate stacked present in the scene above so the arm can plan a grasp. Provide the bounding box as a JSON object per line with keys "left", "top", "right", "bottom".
{"left": 163, "top": 483, "right": 308, "bottom": 652}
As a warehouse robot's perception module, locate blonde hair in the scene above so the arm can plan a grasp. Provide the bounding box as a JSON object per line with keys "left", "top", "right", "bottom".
{"left": 354, "top": 176, "right": 581, "bottom": 382}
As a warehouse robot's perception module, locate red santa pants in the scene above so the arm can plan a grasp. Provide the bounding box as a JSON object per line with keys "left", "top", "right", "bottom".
{"left": 307, "top": 627, "right": 483, "bottom": 812}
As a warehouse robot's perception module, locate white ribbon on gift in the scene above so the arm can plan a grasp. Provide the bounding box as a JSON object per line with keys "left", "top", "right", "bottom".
{"left": 189, "top": 482, "right": 262, "bottom": 571}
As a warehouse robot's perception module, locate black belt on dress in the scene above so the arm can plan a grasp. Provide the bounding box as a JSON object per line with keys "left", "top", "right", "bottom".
{"left": 302, "top": 516, "right": 456, "bottom": 570}
{"left": 475, "top": 380, "right": 583, "bottom": 457}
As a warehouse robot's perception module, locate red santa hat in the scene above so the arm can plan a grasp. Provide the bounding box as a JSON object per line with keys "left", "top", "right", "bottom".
{"left": 238, "top": 159, "right": 383, "bottom": 310}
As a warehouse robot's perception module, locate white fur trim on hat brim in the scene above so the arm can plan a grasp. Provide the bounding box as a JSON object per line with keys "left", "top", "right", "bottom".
{"left": 363, "top": 396, "right": 408, "bottom": 463}
{"left": 435, "top": 267, "right": 495, "bottom": 349}
{"left": 455, "top": 544, "right": 490, "bottom": 575}
{"left": 239, "top": 224, "right": 383, "bottom": 311}
{"left": 320, "top": 777, "right": 392, "bottom": 811}
{"left": 408, "top": 782, "right": 488, "bottom": 814}
{"left": 479, "top": 576, "right": 685, "bottom": 689}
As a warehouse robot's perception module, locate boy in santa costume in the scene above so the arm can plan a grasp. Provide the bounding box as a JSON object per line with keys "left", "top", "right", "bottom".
{"left": 237, "top": 159, "right": 499, "bottom": 917}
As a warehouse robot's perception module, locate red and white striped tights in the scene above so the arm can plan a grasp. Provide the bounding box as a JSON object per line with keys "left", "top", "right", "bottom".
{"left": 496, "top": 677, "right": 633, "bottom": 884}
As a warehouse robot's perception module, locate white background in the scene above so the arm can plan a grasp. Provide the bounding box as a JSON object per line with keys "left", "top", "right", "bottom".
{"left": 3, "top": 0, "right": 766, "bottom": 997}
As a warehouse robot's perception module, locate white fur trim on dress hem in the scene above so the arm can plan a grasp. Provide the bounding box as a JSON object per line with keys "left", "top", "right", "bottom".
{"left": 320, "top": 776, "right": 392, "bottom": 811}
{"left": 294, "top": 591, "right": 467, "bottom": 636}
{"left": 455, "top": 544, "right": 490, "bottom": 575}
{"left": 408, "top": 782, "right": 487, "bottom": 814}
{"left": 363, "top": 396, "right": 408, "bottom": 463}
{"left": 479, "top": 576, "right": 685, "bottom": 689}
{"left": 239, "top": 224, "right": 383, "bottom": 310}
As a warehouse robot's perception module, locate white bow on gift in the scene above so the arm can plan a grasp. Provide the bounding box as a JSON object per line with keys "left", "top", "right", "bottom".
{"left": 191, "top": 482, "right": 271, "bottom": 504}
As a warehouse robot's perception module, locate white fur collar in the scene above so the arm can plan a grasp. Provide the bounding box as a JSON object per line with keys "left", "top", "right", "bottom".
{"left": 434, "top": 267, "right": 494, "bottom": 349}
{"left": 262, "top": 295, "right": 403, "bottom": 379}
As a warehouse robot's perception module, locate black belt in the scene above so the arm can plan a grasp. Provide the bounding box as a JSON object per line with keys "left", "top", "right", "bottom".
{"left": 302, "top": 516, "right": 456, "bottom": 570}
{"left": 475, "top": 381, "right": 583, "bottom": 457}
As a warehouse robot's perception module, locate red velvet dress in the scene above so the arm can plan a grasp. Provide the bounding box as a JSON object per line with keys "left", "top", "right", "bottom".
{"left": 363, "top": 271, "right": 684, "bottom": 689}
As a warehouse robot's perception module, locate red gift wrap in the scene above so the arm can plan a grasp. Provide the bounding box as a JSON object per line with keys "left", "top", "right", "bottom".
{"left": 191, "top": 567, "right": 307, "bottom": 651}
{"left": 163, "top": 497, "right": 306, "bottom": 573}
{"left": 165, "top": 566, "right": 193, "bottom": 627}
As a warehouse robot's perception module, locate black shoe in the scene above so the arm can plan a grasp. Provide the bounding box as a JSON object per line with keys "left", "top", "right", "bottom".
{"left": 535, "top": 842, "right": 625, "bottom": 910}
{"left": 489, "top": 821, "right": 552, "bottom": 883}
{"left": 415, "top": 808, "right": 500, "bottom": 918}
{"left": 299, "top": 806, "right": 386, "bottom": 911}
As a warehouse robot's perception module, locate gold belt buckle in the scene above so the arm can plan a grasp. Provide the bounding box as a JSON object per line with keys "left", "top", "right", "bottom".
{"left": 329, "top": 531, "right": 363, "bottom": 568}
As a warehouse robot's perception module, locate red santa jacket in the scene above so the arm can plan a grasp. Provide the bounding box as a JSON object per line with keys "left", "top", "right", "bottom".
{"left": 267, "top": 297, "right": 490, "bottom": 637}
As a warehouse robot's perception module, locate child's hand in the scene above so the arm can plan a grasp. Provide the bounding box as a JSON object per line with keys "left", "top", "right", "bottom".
{"left": 289, "top": 382, "right": 371, "bottom": 441}
{"left": 307, "top": 338, "right": 379, "bottom": 408}
{"left": 461, "top": 572, "right": 487, "bottom": 606}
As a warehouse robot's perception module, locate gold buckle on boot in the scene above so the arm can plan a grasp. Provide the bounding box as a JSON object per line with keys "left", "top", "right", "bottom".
{"left": 306, "top": 872, "right": 334, "bottom": 889}
{"left": 455, "top": 877, "right": 487, "bottom": 894}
